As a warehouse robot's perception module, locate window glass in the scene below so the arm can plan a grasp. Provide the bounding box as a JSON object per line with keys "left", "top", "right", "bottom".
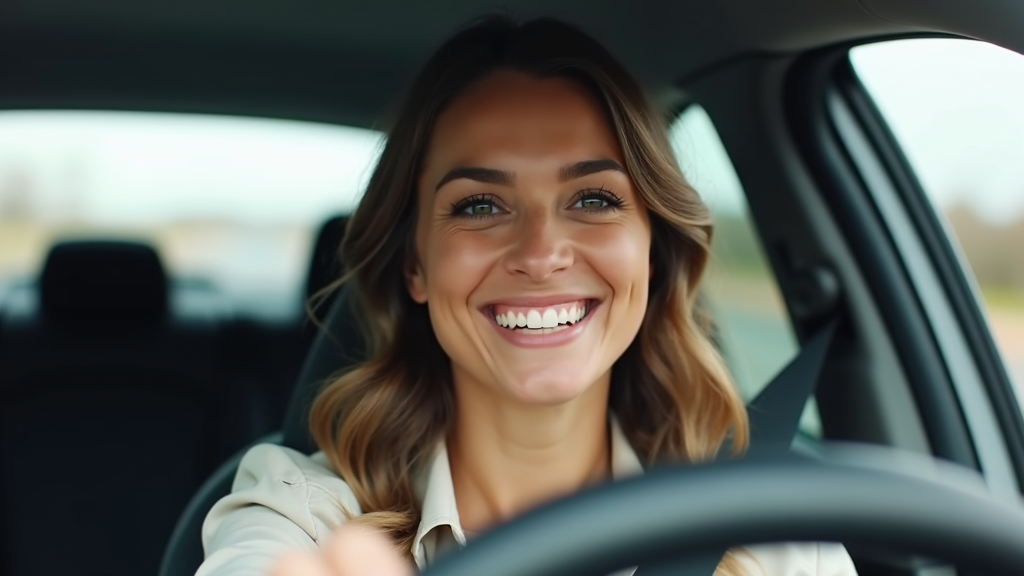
{"left": 851, "top": 39, "right": 1024, "bottom": 417}
{"left": 0, "top": 111, "right": 383, "bottom": 318}
{"left": 669, "top": 106, "right": 816, "bottom": 435}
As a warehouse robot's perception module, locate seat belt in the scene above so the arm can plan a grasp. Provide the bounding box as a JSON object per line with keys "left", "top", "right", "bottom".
{"left": 633, "top": 318, "right": 840, "bottom": 576}
{"left": 736, "top": 318, "right": 839, "bottom": 453}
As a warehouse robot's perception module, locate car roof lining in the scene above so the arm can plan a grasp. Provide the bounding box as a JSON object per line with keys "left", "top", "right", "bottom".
{"left": 2, "top": 0, "right": 1021, "bottom": 128}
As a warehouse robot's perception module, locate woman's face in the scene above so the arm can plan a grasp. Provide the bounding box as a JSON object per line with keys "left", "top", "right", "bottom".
{"left": 408, "top": 71, "right": 652, "bottom": 406}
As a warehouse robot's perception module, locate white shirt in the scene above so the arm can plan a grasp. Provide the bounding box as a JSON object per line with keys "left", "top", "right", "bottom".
{"left": 198, "top": 420, "right": 858, "bottom": 575}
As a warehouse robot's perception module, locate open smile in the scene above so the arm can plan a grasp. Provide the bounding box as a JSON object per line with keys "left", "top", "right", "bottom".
{"left": 480, "top": 298, "right": 601, "bottom": 347}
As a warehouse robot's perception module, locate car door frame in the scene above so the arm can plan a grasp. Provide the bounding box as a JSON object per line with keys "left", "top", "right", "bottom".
{"left": 784, "top": 38, "right": 1024, "bottom": 498}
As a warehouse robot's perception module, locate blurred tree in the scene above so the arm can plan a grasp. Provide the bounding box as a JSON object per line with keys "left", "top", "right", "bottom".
{"left": 709, "top": 212, "right": 770, "bottom": 274}
{"left": 945, "top": 202, "right": 1024, "bottom": 293}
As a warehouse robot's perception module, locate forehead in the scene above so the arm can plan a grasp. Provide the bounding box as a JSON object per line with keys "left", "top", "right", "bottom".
{"left": 424, "top": 71, "right": 623, "bottom": 168}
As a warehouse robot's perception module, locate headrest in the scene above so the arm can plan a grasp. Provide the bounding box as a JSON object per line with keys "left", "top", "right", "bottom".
{"left": 40, "top": 240, "right": 168, "bottom": 330}
{"left": 305, "top": 215, "right": 349, "bottom": 304}
{"left": 282, "top": 283, "right": 367, "bottom": 453}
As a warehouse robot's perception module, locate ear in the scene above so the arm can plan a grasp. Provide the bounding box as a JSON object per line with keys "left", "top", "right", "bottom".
{"left": 405, "top": 256, "right": 428, "bottom": 304}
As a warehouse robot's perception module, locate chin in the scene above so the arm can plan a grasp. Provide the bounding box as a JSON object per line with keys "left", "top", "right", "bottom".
{"left": 504, "top": 372, "right": 598, "bottom": 406}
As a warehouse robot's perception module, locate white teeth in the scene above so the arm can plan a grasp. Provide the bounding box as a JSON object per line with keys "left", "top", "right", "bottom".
{"left": 493, "top": 302, "right": 590, "bottom": 330}
{"left": 526, "top": 310, "right": 542, "bottom": 329}
{"left": 542, "top": 309, "right": 558, "bottom": 328}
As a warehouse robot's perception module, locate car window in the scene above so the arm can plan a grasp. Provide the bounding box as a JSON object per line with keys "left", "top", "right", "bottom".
{"left": 850, "top": 39, "right": 1024, "bottom": 418}
{"left": 0, "top": 111, "right": 383, "bottom": 319}
{"left": 669, "top": 106, "right": 817, "bottom": 436}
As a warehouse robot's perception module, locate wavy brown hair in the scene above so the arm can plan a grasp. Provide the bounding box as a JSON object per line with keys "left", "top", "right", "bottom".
{"left": 310, "top": 15, "right": 750, "bottom": 574}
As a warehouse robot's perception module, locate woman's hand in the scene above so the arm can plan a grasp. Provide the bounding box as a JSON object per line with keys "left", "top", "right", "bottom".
{"left": 272, "top": 525, "right": 415, "bottom": 576}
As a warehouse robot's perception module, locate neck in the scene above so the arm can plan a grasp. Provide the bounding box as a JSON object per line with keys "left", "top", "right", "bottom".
{"left": 447, "top": 372, "right": 611, "bottom": 533}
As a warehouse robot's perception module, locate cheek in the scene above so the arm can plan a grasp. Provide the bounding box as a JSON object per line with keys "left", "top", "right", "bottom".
{"left": 422, "top": 232, "right": 502, "bottom": 363}
{"left": 578, "top": 223, "right": 651, "bottom": 293}
{"left": 424, "top": 232, "right": 499, "bottom": 303}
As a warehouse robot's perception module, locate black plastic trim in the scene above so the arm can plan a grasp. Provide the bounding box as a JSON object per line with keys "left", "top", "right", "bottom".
{"left": 834, "top": 54, "right": 1024, "bottom": 489}
{"left": 784, "top": 48, "right": 979, "bottom": 469}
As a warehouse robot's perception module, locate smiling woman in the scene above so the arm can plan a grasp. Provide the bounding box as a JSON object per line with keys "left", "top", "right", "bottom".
{"left": 197, "top": 15, "right": 857, "bottom": 576}
{"left": 408, "top": 71, "right": 652, "bottom": 409}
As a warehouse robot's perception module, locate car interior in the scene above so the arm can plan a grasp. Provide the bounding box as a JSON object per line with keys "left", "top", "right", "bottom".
{"left": 1, "top": 1, "right": 1023, "bottom": 576}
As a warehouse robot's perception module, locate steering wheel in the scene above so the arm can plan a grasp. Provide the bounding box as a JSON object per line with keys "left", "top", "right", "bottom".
{"left": 421, "top": 451, "right": 1024, "bottom": 576}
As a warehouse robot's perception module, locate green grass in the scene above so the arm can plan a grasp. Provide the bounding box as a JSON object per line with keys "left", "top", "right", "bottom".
{"left": 979, "top": 285, "right": 1024, "bottom": 312}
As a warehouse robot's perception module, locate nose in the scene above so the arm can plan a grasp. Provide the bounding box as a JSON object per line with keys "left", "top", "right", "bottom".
{"left": 504, "top": 209, "right": 574, "bottom": 281}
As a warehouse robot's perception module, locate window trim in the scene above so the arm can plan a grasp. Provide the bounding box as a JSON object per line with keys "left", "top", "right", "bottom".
{"left": 836, "top": 49, "right": 1024, "bottom": 493}
{"left": 785, "top": 43, "right": 982, "bottom": 473}
{"left": 668, "top": 104, "right": 802, "bottom": 396}
{"left": 669, "top": 102, "right": 833, "bottom": 438}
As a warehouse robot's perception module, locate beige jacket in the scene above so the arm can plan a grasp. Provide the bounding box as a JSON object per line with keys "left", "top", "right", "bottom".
{"left": 198, "top": 420, "right": 858, "bottom": 576}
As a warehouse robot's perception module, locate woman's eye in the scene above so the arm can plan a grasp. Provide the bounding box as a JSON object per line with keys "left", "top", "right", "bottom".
{"left": 577, "top": 197, "right": 609, "bottom": 210}
{"left": 451, "top": 195, "right": 505, "bottom": 218}
{"left": 464, "top": 202, "right": 498, "bottom": 215}
{"left": 572, "top": 189, "right": 622, "bottom": 211}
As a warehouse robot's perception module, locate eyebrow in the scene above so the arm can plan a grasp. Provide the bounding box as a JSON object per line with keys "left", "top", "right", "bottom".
{"left": 558, "top": 158, "right": 627, "bottom": 182}
{"left": 434, "top": 158, "right": 627, "bottom": 192}
{"left": 435, "top": 167, "right": 514, "bottom": 192}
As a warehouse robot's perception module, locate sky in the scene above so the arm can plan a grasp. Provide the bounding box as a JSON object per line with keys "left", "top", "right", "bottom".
{"left": 851, "top": 38, "right": 1024, "bottom": 224}
{"left": 0, "top": 37, "right": 1021, "bottom": 225}
{"left": 0, "top": 112, "right": 384, "bottom": 225}
{"left": 670, "top": 106, "right": 749, "bottom": 216}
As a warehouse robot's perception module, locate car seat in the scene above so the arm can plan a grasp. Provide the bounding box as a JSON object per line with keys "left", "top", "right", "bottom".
{"left": 304, "top": 215, "right": 349, "bottom": 323}
{"left": 158, "top": 283, "right": 366, "bottom": 576}
{"left": 0, "top": 240, "right": 265, "bottom": 576}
